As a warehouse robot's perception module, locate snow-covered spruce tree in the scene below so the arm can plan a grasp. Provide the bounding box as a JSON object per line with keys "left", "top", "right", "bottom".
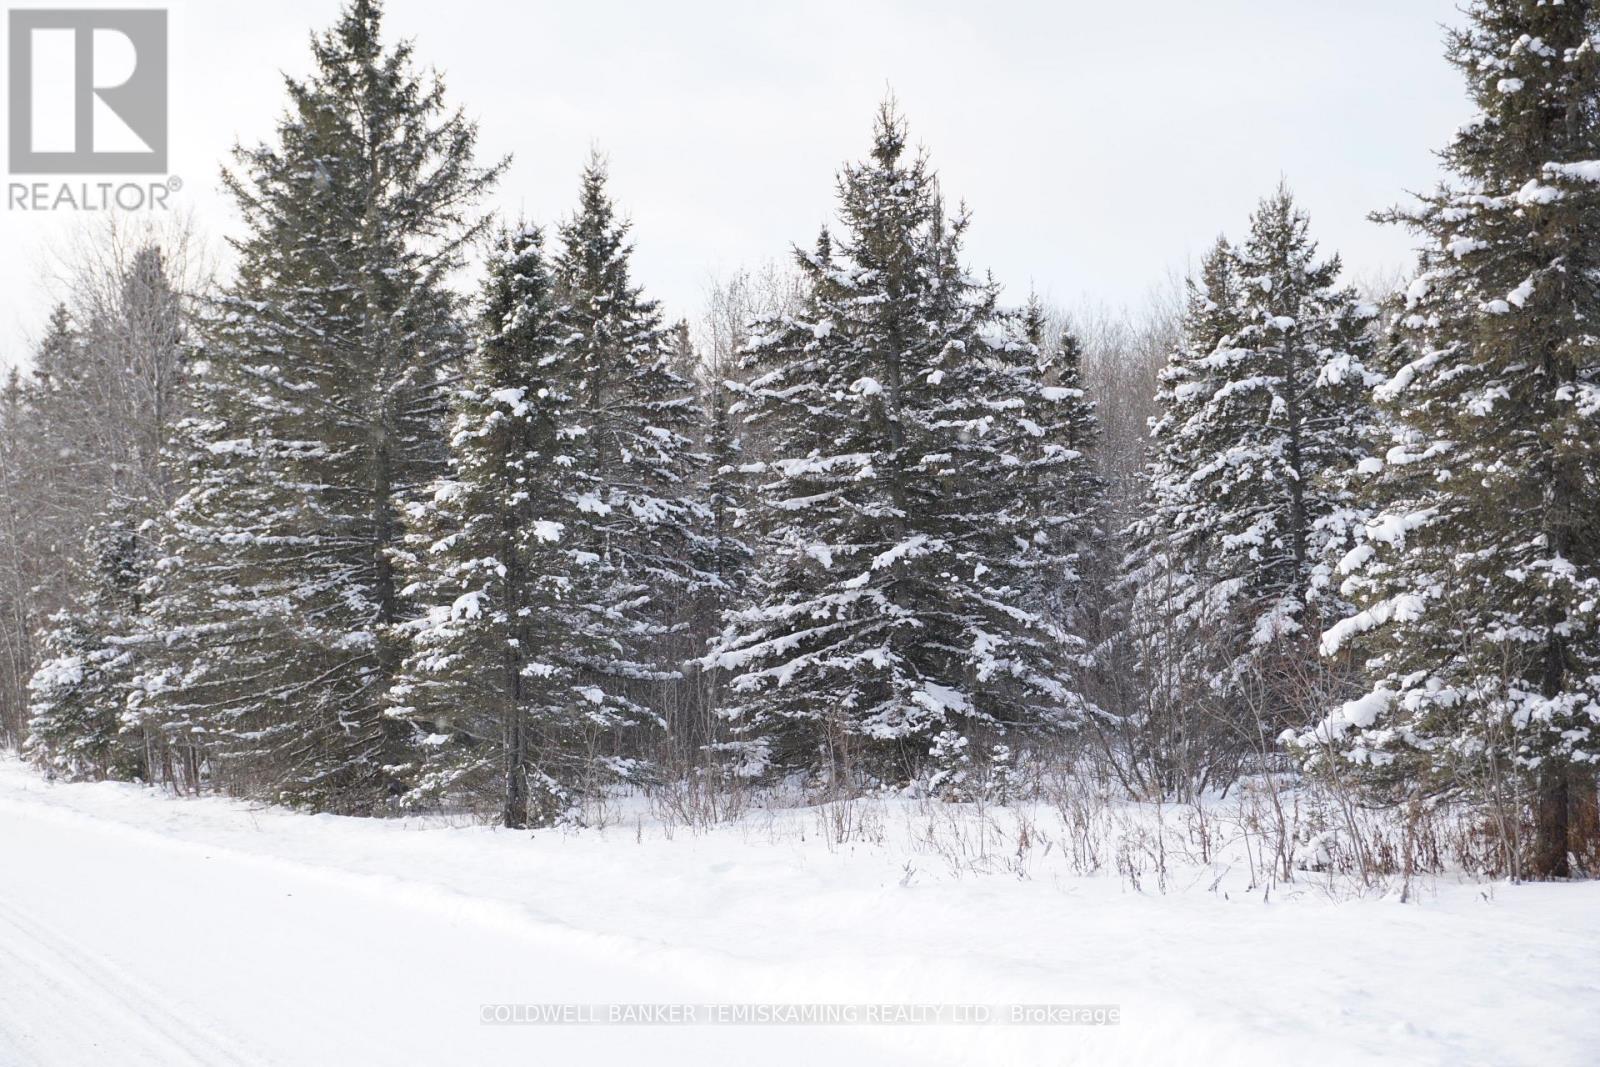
{"left": 711, "top": 104, "right": 1093, "bottom": 791}
{"left": 1302, "top": 0, "right": 1600, "bottom": 877}
{"left": 135, "top": 0, "right": 503, "bottom": 811}
{"left": 542, "top": 157, "right": 711, "bottom": 762}
{"left": 1127, "top": 191, "right": 1379, "bottom": 792}
{"left": 1011, "top": 296, "right": 1108, "bottom": 638}
{"left": 25, "top": 509, "right": 151, "bottom": 781}
{"left": 1213, "top": 187, "right": 1380, "bottom": 659}
{"left": 1120, "top": 239, "right": 1249, "bottom": 796}
{"left": 389, "top": 226, "right": 632, "bottom": 828}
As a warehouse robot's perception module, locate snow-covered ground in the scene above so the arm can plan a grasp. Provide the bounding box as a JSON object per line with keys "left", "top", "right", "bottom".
{"left": 0, "top": 756, "right": 1596, "bottom": 1067}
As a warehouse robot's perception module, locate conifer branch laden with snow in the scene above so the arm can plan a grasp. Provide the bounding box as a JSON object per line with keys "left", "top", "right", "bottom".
{"left": 1123, "top": 188, "right": 1381, "bottom": 795}
{"left": 131, "top": 0, "right": 506, "bottom": 812}
{"left": 708, "top": 103, "right": 1102, "bottom": 790}
{"left": 1293, "top": 0, "right": 1600, "bottom": 878}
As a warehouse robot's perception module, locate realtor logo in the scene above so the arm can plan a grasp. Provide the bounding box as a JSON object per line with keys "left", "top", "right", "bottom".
{"left": 7, "top": 9, "right": 167, "bottom": 174}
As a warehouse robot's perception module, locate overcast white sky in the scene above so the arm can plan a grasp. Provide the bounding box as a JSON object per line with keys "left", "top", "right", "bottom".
{"left": 2, "top": 0, "right": 1470, "bottom": 366}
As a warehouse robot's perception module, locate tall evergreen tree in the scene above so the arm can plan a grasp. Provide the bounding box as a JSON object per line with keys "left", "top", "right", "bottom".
{"left": 543, "top": 157, "right": 711, "bottom": 750}
{"left": 1130, "top": 239, "right": 1247, "bottom": 632}
{"left": 1133, "top": 192, "right": 1377, "bottom": 695}
{"left": 390, "top": 226, "right": 623, "bottom": 827}
{"left": 711, "top": 104, "right": 1094, "bottom": 790}
{"left": 1012, "top": 296, "right": 1108, "bottom": 638}
{"left": 1305, "top": 0, "right": 1600, "bottom": 876}
{"left": 1215, "top": 187, "right": 1380, "bottom": 655}
{"left": 1120, "top": 240, "right": 1249, "bottom": 794}
{"left": 1124, "top": 193, "right": 1378, "bottom": 796}
{"left": 135, "top": 0, "right": 503, "bottom": 810}
{"left": 393, "top": 157, "right": 711, "bottom": 823}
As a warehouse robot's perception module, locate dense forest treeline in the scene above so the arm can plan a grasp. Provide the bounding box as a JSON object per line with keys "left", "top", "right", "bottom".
{"left": 3, "top": 0, "right": 1597, "bottom": 879}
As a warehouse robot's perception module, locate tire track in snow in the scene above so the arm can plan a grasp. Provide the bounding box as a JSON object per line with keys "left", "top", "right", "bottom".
{"left": 0, "top": 897, "right": 274, "bottom": 1067}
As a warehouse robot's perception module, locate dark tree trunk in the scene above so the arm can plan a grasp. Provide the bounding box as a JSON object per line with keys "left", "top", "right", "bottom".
{"left": 1573, "top": 773, "right": 1600, "bottom": 877}
{"left": 503, "top": 640, "right": 528, "bottom": 830}
{"left": 502, "top": 513, "right": 529, "bottom": 831}
{"left": 1532, "top": 763, "right": 1571, "bottom": 879}
{"left": 503, "top": 718, "right": 528, "bottom": 830}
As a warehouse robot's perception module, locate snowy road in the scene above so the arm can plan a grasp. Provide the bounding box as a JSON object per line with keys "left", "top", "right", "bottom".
{"left": 2, "top": 760, "right": 1598, "bottom": 1066}
{"left": 0, "top": 776, "right": 915, "bottom": 1066}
